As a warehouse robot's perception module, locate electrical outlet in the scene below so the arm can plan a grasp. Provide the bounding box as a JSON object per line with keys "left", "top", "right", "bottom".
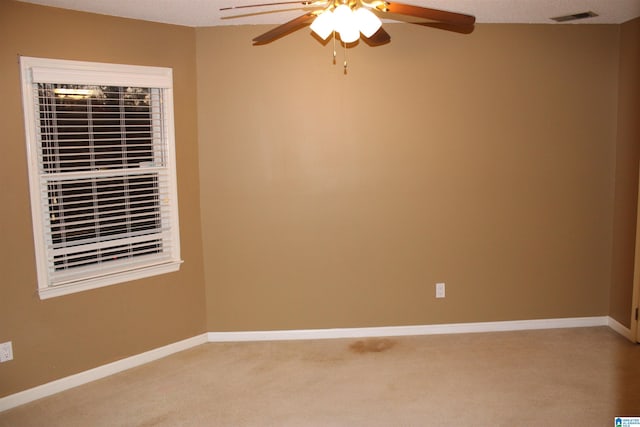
{"left": 436, "top": 282, "right": 446, "bottom": 298}
{"left": 0, "top": 341, "right": 13, "bottom": 363}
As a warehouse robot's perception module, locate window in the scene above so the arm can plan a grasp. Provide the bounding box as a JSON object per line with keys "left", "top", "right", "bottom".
{"left": 20, "top": 57, "right": 182, "bottom": 299}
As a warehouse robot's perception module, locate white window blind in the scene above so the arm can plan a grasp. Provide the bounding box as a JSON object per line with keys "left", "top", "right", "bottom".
{"left": 20, "top": 57, "right": 182, "bottom": 299}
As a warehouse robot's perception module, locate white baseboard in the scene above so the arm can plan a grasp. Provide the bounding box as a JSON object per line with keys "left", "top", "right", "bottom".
{"left": 607, "top": 316, "right": 633, "bottom": 341}
{"left": 0, "top": 333, "right": 208, "bottom": 413}
{"left": 207, "top": 316, "right": 610, "bottom": 342}
{"left": 0, "top": 316, "right": 619, "bottom": 413}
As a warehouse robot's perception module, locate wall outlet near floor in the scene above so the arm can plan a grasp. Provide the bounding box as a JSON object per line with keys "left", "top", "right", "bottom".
{"left": 436, "top": 282, "right": 446, "bottom": 298}
{"left": 0, "top": 341, "right": 13, "bottom": 362}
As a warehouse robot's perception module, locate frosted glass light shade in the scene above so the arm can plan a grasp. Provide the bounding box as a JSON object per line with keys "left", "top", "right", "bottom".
{"left": 354, "top": 7, "right": 382, "bottom": 38}
{"left": 310, "top": 10, "right": 335, "bottom": 40}
{"left": 333, "top": 4, "right": 353, "bottom": 34}
{"left": 334, "top": 4, "right": 359, "bottom": 43}
{"left": 339, "top": 25, "right": 360, "bottom": 43}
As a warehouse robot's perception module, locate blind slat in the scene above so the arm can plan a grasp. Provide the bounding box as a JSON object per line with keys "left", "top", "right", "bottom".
{"left": 48, "top": 227, "right": 172, "bottom": 252}
{"left": 49, "top": 232, "right": 166, "bottom": 256}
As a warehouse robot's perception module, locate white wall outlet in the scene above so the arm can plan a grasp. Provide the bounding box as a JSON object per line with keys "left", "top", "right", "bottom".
{"left": 0, "top": 341, "right": 13, "bottom": 362}
{"left": 436, "top": 282, "right": 446, "bottom": 298}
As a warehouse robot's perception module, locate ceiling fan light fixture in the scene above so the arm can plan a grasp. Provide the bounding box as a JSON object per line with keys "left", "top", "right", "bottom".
{"left": 310, "top": 9, "right": 335, "bottom": 40}
{"left": 354, "top": 7, "right": 381, "bottom": 38}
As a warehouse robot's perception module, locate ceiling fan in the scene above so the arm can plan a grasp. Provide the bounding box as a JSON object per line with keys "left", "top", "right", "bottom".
{"left": 220, "top": 0, "right": 476, "bottom": 46}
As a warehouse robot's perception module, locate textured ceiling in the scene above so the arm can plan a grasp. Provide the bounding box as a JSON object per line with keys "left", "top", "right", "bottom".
{"left": 16, "top": 0, "right": 640, "bottom": 26}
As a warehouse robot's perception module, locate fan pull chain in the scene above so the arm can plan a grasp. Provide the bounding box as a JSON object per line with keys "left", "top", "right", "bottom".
{"left": 330, "top": 34, "right": 348, "bottom": 75}
{"left": 332, "top": 32, "right": 337, "bottom": 65}
{"left": 343, "top": 42, "right": 348, "bottom": 74}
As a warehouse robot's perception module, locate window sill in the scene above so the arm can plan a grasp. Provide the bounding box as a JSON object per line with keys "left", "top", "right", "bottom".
{"left": 38, "top": 260, "right": 183, "bottom": 300}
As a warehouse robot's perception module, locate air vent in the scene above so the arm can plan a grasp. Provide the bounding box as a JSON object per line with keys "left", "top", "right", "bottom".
{"left": 551, "top": 11, "right": 598, "bottom": 22}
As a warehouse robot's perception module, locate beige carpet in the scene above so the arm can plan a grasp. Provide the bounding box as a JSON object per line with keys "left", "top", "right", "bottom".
{"left": 1, "top": 326, "right": 639, "bottom": 426}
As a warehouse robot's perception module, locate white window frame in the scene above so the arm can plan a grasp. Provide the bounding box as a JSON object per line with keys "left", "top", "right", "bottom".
{"left": 20, "top": 56, "right": 182, "bottom": 299}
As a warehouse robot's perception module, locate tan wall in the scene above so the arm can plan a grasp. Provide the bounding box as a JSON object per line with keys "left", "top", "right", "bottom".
{"left": 610, "top": 17, "right": 640, "bottom": 328}
{"left": 0, "top": 1, "right": 206, "bottom": 397}
{"left": 197, "top": 23, "right": 620, "bottom": 332}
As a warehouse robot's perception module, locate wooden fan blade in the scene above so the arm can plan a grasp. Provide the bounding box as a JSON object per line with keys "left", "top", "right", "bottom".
{"left": 220, "top": 1, "right": 325, "bottom": 11}
{"left": 252, "top": 12, "right": 316, "bottom": 44}
{"left": 380, "top": 2, "right": 475, "bottom": 26}
{"left": 363, "top": 27, "right": 391, "bottom": 46}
